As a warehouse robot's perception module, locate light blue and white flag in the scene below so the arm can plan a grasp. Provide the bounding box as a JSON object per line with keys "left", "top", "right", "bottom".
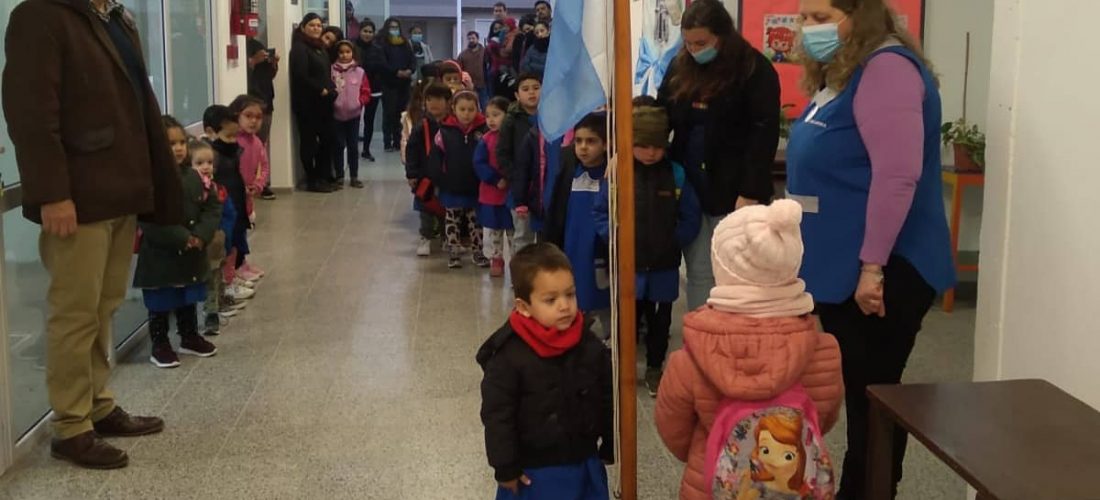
{"left": 538, "top": 0, "right": 609, "bottom": 142}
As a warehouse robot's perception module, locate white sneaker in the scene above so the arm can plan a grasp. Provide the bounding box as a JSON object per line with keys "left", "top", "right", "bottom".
{"left": 233, "top": 277, "right": 256, "bottom": 289}
{"left": 416, "top": 238, "right": 431, "bottom": 257}
{"left": 227, "top": 284, "right": 255, "bottom": 300}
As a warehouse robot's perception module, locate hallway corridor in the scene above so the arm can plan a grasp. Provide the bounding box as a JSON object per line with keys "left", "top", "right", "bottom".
{"left": 0, "top": 151, "right": 976, "bottom": 499}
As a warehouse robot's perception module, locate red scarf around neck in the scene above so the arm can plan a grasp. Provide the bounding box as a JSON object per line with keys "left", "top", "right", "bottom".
{"left": 509, "top": 310, "right": 584, "bottom": 358}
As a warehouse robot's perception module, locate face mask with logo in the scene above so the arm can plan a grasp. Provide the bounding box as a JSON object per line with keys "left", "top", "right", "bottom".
{"left": 691, "top": 45, "right": 718, "bottom": 65}
{"left": 801, "top": 18, "right": 846, "bottom": 63}
{"left": 411, "top": 33, "right": 424, "bottom": 43}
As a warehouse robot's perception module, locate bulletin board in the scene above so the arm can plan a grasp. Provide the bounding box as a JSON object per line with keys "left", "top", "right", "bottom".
{"left": 737, "top": 0, "right": 925, "bottom": 117}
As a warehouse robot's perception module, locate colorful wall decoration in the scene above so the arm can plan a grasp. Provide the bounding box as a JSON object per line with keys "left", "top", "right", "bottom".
{"left": 738, "top": 0, "right": 925, "bottom": 117}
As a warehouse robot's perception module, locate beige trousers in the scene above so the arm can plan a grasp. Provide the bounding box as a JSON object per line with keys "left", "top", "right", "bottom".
{"left": 40, "top": 216, "right": 136, "bottom": 439}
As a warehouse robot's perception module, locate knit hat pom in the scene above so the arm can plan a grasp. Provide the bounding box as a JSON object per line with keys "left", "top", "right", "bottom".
{"left": 766, "top": 199, "right": 802, "bottom": 233}
{"left": 710, "top": 200, "right": 805, "bottom": 287}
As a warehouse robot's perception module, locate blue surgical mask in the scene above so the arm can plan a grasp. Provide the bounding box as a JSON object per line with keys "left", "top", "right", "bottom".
{"left": 691, "top": 45, "right": 718, "bottom": 65}
{"left": 801, "top": 19, "right": 845, "bottom": 63}
{"left": 411, "top": 33, "right": 424, "bottom": 43}
{"left": 389, "top": 28, "right": 400, "bottom": 37}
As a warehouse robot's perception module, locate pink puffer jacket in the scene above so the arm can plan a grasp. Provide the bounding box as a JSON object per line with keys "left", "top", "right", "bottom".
{"left": 655, "top": 307, "right": 844, "bottom": 500}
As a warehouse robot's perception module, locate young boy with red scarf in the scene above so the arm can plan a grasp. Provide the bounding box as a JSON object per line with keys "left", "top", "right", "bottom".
{"left": 476, "top": 243, "right": 614, "bottom": 500}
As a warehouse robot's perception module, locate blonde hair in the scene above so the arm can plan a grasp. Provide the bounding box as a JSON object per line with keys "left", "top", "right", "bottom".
{"left": 798, "top": 0, "right": 935, "bottom": 95}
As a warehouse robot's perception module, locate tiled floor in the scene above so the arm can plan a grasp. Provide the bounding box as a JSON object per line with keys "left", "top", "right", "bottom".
{"left": 0, "top": 148, "right": 977, "bottom": 499}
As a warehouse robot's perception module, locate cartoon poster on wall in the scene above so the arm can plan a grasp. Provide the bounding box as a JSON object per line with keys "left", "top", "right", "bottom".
{"left": 739, "top": 0, "right": 925, "bottom": 117}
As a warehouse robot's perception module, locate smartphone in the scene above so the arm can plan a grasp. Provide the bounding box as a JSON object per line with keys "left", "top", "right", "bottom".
{"left": 267, "top": 47, "right": 277, "bottom": 59}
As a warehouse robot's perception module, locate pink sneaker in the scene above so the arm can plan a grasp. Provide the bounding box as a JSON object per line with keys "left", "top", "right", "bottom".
{"left": 237, "top": 268, "right": 261, "bottom": 282}
{"left": 242, "top": 262, "right": 266, "bottom": 279}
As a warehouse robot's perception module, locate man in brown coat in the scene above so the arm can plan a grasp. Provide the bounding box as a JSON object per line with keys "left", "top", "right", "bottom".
{"left": 457, "top": 31, "right": 489, "bottom": 108}
{"left": 2, "top": 0, "right": 183, "bottom": 469}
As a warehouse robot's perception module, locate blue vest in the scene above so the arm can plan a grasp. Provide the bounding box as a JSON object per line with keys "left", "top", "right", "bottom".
{"left": 786, "top": 46, "right": 956, "bottom": 304}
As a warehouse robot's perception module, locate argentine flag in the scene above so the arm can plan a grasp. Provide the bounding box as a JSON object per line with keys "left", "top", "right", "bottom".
{"left": 538, "top": 0, "right": 610, "bottom": 141}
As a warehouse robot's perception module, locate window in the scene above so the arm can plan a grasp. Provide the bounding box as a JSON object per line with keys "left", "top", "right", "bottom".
{"left": 122, "top": 0, "right": 168, "bottom": 108}
{"left": 168, "top": 1, "right": 214, "bottom": 125}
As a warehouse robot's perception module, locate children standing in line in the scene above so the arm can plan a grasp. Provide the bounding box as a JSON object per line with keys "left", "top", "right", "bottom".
{"left": 543, "top": 113, "right": 613, "bottom": 339}
{"left": 474, "top": 97, "right": 515, "bottom": 277}
{"left": 405, "top": 83, "right": 454, "bottom": 257}
{"left": 331, "top": 40, "right": 372, "bottom": 188}
{"left": 430, "top": 91, "right": 490, "bottom": 269}
{"left": 497, "top": 73, "right": 542, "bottom": 252}
{"left": 230, "top": 95, "right": 269, "bottom": 285}
{"left": 477, "top": 243, "right": 614, "bottom": 499}
{"left": 203, "top": 105, "right": 255, "bottom": 303}
{"left": 654, "top": 200, "right": 844, "bottom": 500}
{"left": 135, "top": 117, "right": 221, "bottom": 368}
{"left": 594, "top": 99, "right": 701, "bottom": 396}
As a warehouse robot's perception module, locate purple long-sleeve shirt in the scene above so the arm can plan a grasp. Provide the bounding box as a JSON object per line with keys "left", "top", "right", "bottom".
{"left": 854, "top": 52, "right": 926, "bottom": 266}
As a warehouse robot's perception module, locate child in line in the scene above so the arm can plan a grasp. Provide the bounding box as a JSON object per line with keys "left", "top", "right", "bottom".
{"left": 405, "top": 83, "right": 454, "bottom": 257}
{"left": 497, "top": 73, "right": 542, "bottom": 252}
{"left": 655, "top": 200, "right": 844, "bottom": 500}
{"left": 477, "top": 242, "right": 614, "bottom": 499}
{"left": 135, "top": 117, "right": 221, "bottom": 368}
{"left": 203, "top": 105, "right": 255, "bottom": 303}
{"left": 331, "top": 40, "right": 372, "bottom": 188}
{"left": 230, "top": 94, "right": 269, "bottom": 284}
{"left": 543, "top": 113, "right": 612, "bottom": 339}
{"left": 474, "top": 97, "right": 515, "bottom": 277}
{"left": 594, "top": 98, "right": 701, "bottom": 397}
{"left": 430, "top": 91, "right": 490, "bottom": 269}
{"left": 440, "top": 59, "right": 474, "bottom": 93}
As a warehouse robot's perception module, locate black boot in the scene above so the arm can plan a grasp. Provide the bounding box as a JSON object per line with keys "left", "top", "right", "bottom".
{"left": 148, "top": 311, "right": 179, "bottom": 368}
{"left": 176, "top": 306, "right": 217, "bottom": 358}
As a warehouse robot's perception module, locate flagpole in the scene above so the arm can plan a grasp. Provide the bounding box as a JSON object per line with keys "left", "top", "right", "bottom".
{"left": 612, "top": 0, "right": 637, "bottom": 495}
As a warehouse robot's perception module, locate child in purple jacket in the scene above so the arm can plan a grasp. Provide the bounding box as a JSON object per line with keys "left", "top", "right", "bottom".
{"left": 331, "top": 40, "right": 372, "bottom": 188}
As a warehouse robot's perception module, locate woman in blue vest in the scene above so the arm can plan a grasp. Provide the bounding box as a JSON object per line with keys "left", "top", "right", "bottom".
{"left": 658, "top": 0, "right": 781, "bottom": 311}
{"left": 786, "top": 1, "right": 956, "bottom": 498}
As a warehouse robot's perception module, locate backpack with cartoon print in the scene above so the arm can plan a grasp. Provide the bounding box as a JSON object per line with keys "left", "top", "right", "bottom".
{"left": 704, "top": 384, "right": 836, "bottom": 500}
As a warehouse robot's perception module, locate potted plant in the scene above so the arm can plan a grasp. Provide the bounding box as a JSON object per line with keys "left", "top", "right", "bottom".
{"left": 778, "top": 104, "right": 796, "bottom": 140}
{"left": 941, "top": 118, "right": 986, "bottom": 171}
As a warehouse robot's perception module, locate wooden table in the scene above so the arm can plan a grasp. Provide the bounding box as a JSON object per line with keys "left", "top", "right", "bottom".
{"left": 941, "top": 168, "right": 984, "bottom": 312}
{"left": 867, "top": 380, "right": 1100, "bottom": 500}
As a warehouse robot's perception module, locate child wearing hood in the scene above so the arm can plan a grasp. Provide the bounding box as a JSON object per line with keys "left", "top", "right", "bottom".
{"left": 655, "top": 200, "right": 844, "bottom": 500}
{"left": 429, "top": 90, "right": 491, "bottom": 269}
{"left": 331, "top": 40, "right": 372, "bottom": 188}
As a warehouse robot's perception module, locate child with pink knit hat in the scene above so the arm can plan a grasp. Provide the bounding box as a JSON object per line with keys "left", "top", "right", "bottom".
{"left": 655, "top": 199, "right": 845, "bottom": 500}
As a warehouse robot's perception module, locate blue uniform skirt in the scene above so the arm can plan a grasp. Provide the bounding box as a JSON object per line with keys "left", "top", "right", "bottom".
{"left": 142, "top": 283, "right": 207, "bottom": 313}
{"left": 494, "top": 456, "right": 608, "bottom": 500}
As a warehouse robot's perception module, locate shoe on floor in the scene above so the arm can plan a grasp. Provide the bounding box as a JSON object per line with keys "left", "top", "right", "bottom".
{"left": 306, "top": 182, "right": 335, "bottom": 193}
{"left": 260, "top": 188, "right": 277, "bottom": 200}
{"left": 92, "top": 406, "right": 165, "bottom": 437}
{"left": 233, "top": 277, "right": 256, "bottom": 290}
{"left": 350, "top": 179, "right": 365, "bottom": 189}
{"left": 490, "top": 257, "right": 505, "bottom": 277}
{"left": 361, "top": 152, "right": 376, "bottom": 162}
{"left": 222, "top": 295, "right": 247, "bottom": 310}
{"left": 473, "top": 255, "right": 491, "bottom": 268}
{"left": 227, "top": 284, "right": 255, "bottom": 300}
{"left": 330, "top": 181, "right": 344, "bottom": 191}
{"left": 242, "top": 262, "right": 266, "bottom": 278}
{"left": 204, "top": 313, "right": 221, "bottom": 336}
{"left": 448, "top": 257, "right": 463, "bottom": 269}
{"left": 645, "top": 367, "right": 663, "bottom": 398}
{"left": 51, "top": 431, "right": 128, "bottom": 470}
{"left": 238, "top": 268, "right": 262, "bottom": 283}
{"left": 416, "top": 238, "right": 432, "bottom": 257}
{"left": 150, "top": 341, "right": 180, "bottom": 369}
{"left": 180, "top": 335, "right": 218, "bottom": 357}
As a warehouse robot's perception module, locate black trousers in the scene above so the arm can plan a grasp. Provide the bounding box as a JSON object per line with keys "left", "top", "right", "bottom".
{"left": 382, "top": 83, "right": 411, "bottom": 149}
{"left": 333, "top": 118, "right": 360, "bottom": 180}
{"left": 815, "top": 255, "right": 935, "bottom": 500}
{"left": 294, "top": 108, "right": 335, "bottom": 185}
{"left": 637, "top": 300, "right": 673, "bottom": 369}
{"left": 361, "top": 94, "right": 381, "bottom": 154}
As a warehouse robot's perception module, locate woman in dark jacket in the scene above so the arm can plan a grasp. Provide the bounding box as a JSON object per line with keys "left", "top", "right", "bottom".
{"left": 355, "top": 18, "right": 387, "bottom": 161}
{"left": 380, "top": 17, "right": 416, "bottom": 152}
{"left": 322, "top": 26, "right": 346, "bottom": 62}
{"left": 657, "top": 0, "right": 780, "bottom": 311}
{"left": 290, "top": 13, "right": 338, "bottom": 193}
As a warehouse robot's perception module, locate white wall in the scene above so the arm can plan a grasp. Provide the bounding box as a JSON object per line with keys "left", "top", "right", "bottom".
{"left": 974, "top": 0, "right": 1100, "bottom": 409}
{"left": 265, "top": 0, "right": 302, "bottom": 190}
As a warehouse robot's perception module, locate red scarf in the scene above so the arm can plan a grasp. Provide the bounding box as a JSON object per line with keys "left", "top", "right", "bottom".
{"left": 509, "top": 310, "right": 584, "bottom": 358}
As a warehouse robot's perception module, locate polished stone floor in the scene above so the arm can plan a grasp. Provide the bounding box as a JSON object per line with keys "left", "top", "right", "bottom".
{"left": 0, "top": 148, "right": 976, "bottom": 499}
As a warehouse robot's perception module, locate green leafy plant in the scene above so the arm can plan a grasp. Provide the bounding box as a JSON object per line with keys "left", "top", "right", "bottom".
{"left": 779, "top": 104, "right": 796, "bottom": 140}
{"left": 941, "top": 118, "right": 986, "bottom": 168}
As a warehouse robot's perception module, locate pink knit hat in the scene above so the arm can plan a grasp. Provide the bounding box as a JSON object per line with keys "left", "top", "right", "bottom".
{"left": 708, "top": 199, "right": 814, "bottom": 317}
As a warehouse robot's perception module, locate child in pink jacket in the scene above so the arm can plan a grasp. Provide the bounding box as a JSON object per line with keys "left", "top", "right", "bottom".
{"left": 230, "top": 94, "right": 270, "bottom": 283}
{"left": 655, "top": 200, "right": 844, "bottom": 500}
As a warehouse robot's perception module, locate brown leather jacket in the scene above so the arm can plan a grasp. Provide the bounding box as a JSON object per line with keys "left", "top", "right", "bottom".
{"left": 2, "top": 0, "right": 182, "bottom": 225}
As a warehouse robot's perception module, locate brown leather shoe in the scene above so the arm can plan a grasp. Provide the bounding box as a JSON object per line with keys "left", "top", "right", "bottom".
{"left": 92, "top": 406, "right": 165, "bottom": 437}
{"left": 50, "top": 431, "right": 128, "bottom": 469}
